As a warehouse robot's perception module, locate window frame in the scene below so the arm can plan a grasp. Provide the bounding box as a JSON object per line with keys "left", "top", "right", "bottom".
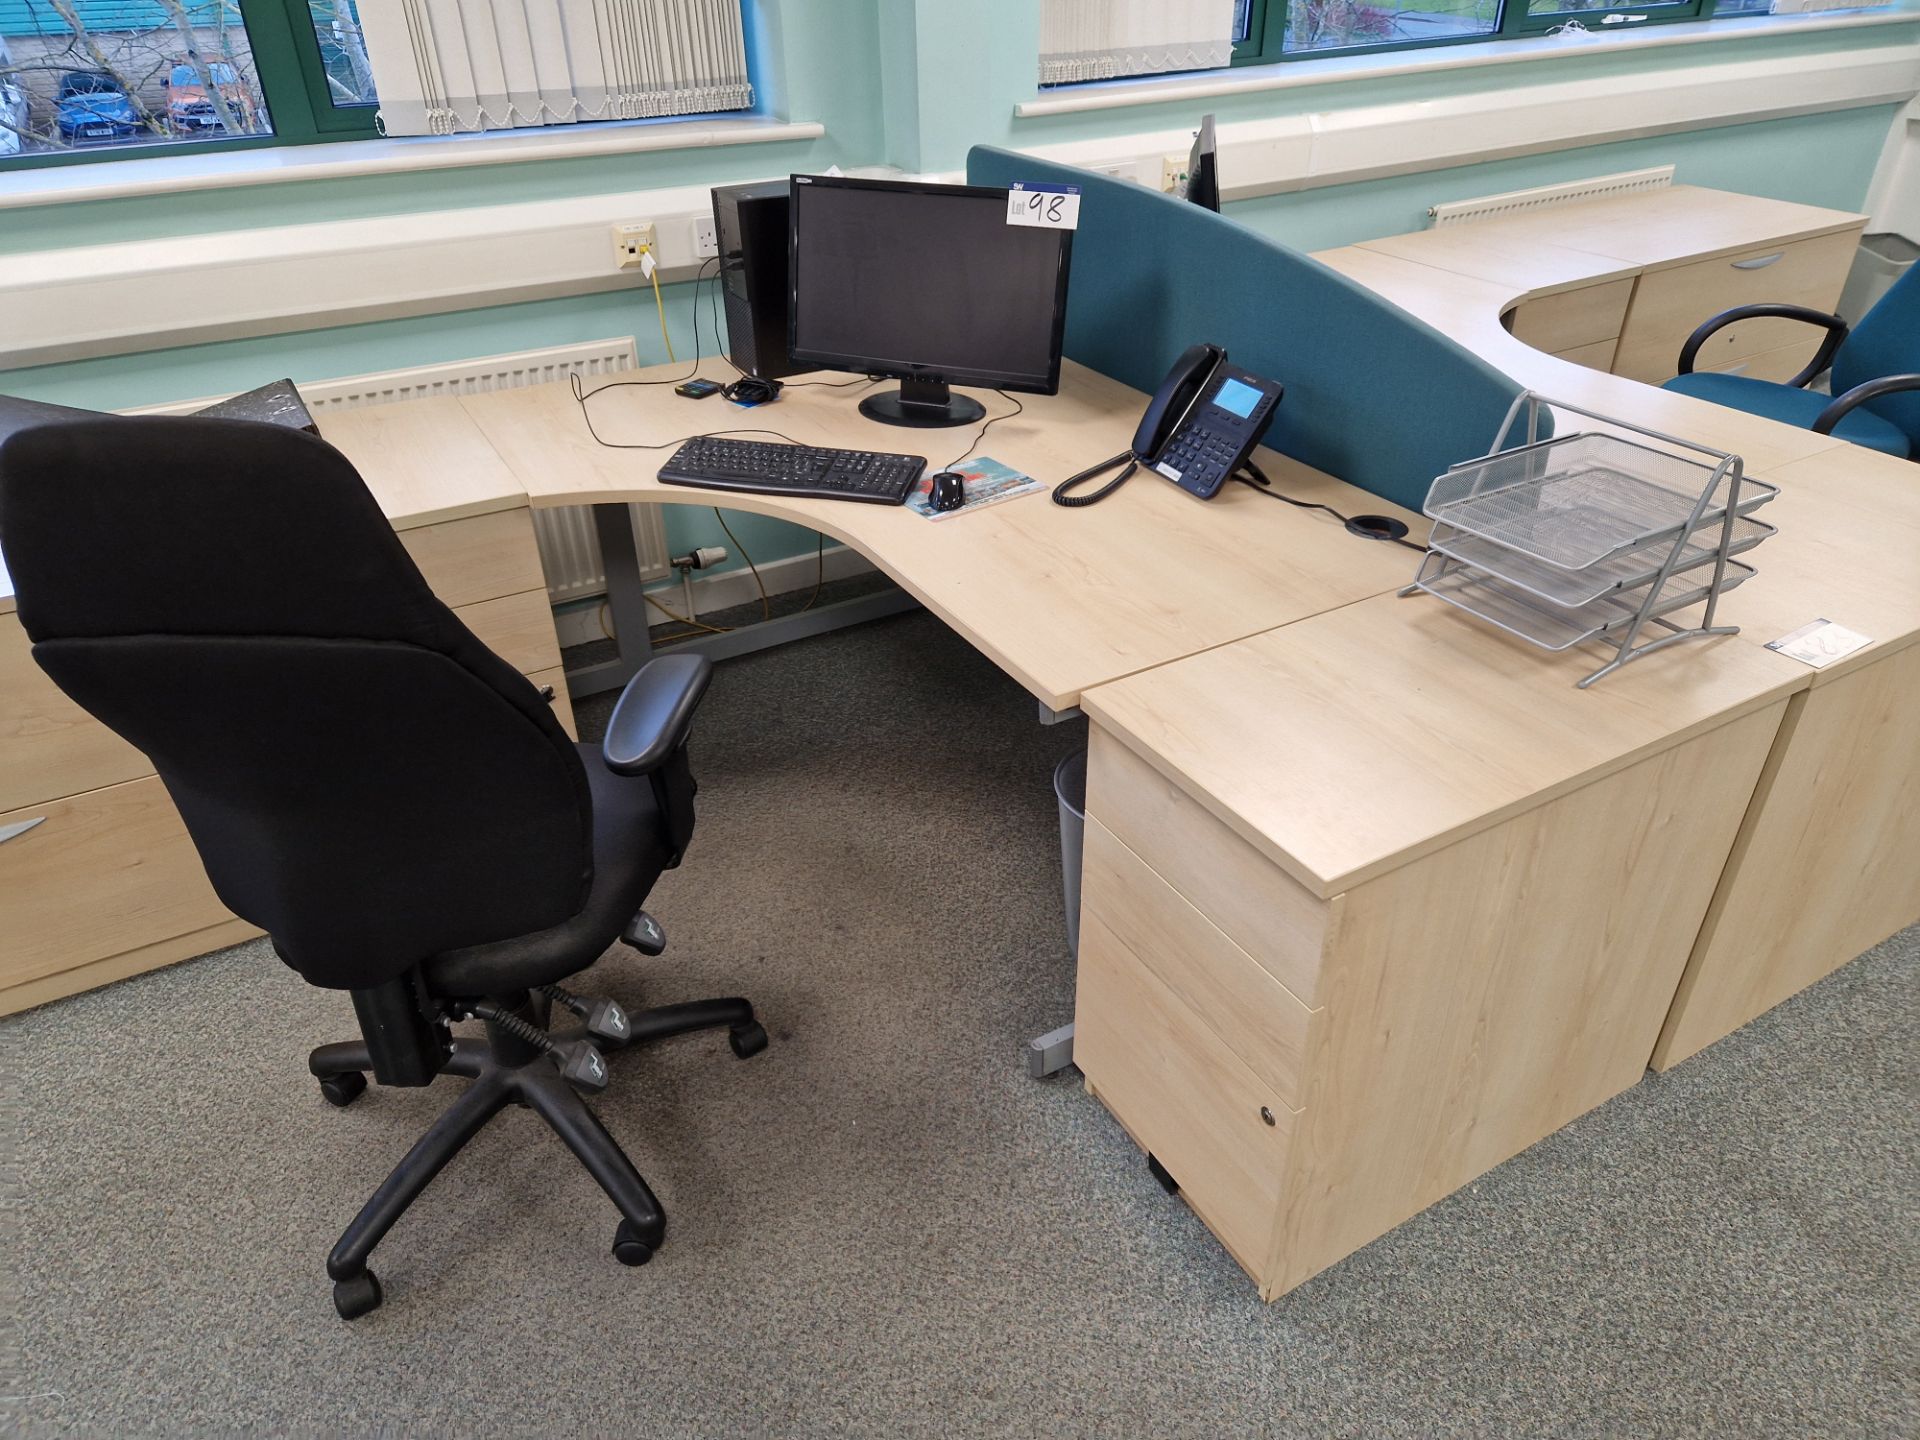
{"left": 0, "top": 0, "right": 375, "bottom": 172}
{"left": 1233, "top": 0, "right": 1730, "bottom": 67}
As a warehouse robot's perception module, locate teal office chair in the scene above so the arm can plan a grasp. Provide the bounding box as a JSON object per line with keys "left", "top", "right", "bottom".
{"left": 1659, "top": 260, "right": 1920, "bottom": 459}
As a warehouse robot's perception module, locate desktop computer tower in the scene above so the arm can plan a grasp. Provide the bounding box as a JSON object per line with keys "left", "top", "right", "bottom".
{"left": 712, "top": 179, "right": 801, "bottom": 381}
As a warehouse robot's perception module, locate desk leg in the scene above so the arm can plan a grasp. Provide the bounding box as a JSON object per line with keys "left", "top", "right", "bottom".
{"left": 564, "top": 504, "right": 658, "bottom": 700}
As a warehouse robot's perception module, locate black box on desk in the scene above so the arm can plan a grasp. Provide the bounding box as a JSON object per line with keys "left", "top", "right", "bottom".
{"left": 713, "top": 179, "right": 801, "bottom": 381}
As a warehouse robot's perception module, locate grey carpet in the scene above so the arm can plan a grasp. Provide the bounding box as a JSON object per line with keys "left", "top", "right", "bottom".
{"left": 3, "top": 610, "right": 1914, "bottom": 1439}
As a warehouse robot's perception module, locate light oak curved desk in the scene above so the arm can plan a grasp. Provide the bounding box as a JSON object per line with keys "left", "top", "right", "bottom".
{"left": 4, "top": 186, "right": 1910, "bottom": 1307}
{"left": 1309, "top": 193, "right": 1920, "bottom": 1070}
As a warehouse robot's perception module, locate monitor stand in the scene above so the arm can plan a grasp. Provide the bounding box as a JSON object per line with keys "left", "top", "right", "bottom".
{"left": 859, "top": 375, "right": 986, "bottom": 429}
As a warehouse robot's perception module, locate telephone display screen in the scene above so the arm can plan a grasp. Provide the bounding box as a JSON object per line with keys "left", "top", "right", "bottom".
{"left": 1211, "top": 376, "right": 1263, "bottom": 419}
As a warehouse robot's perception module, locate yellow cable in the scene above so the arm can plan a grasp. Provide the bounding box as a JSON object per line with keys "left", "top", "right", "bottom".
{"left": 649, "top": 255, "right": 675, "bottom": 364}
{"left": 643, "top": 590, "right": 728, "bottom": 633}
{"left": 711, "top": 509, "right": 771, "bottom": 621}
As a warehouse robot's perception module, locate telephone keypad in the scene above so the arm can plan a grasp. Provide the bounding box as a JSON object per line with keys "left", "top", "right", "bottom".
{"left": 1150, "top": 364, "right": 1283, "bottom": 501}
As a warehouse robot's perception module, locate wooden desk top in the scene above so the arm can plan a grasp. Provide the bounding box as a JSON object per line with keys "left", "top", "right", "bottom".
{"left": 1078, "top": 190, "right": 1893, "bottom": 897}
{"left": 1382, "top": 185, "right": 1864, "bottom": 277}
{"left": 1309, "top": 244, "right": 1848, "bottom": 475}
{"left": 430, "top": 360, "right": 1423, "bottom": 712}
{"left": 1082, "top": 590, "right": 1808, "bottom": 898}
{"left": 310, "top": 395, "right": 529, "bottom": 531}
{"left": 1679, "top": 443, "right": 1920, "bottom": 684}
{"left": 1311, "top": 185, "right": 1920, "bottom": 678}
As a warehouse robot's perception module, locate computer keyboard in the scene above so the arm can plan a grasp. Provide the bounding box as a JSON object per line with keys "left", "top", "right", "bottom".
{"left": 659, "top": 436, "right": 927, "bottom": 506}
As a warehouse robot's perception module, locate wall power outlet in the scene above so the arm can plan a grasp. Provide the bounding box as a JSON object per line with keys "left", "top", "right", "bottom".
{"left": 692, "top": 216, "right": 719, "bottom": 259}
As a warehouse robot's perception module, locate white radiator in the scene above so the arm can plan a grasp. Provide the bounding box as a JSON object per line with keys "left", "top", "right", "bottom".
{"left": 1427, "top": 166, "right": 1676, "bottom": 228}
{"left": 127, "top": 338, "right": 672, "bottom": 599}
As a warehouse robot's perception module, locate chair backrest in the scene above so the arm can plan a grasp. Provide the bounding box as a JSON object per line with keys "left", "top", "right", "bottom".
{"left": 965, "top": 146, "right": 1531, "bottom": 513}
{"left": 0, "top": 415, "right": 594, "bottom": 991}
{"left": 1832, "top": 258, "right": 1920, "bottom": 447}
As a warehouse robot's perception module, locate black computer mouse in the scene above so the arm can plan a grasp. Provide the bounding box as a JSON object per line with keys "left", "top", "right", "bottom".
{"left": 929, "top": 471, "right": 967, "bottom": 512}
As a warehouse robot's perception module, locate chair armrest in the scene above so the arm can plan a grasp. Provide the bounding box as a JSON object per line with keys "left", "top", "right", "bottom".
{"left": 1812, "top": 374, "right": 1920, "bottom": 440}
{"left": 602, "top": 654, "right": 713, "bottom": 776}
{"left": 1677, "top": 304, "right": 1848, "bottom": 387}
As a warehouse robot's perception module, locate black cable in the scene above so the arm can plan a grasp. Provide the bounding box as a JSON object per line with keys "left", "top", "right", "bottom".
{"left": 720, "top": 375, "right": 783, "bottom": 405}
{"left": 784, "top": 373, "right": 883, "bottom": 389}
{"left": 1052, "top": 451, "right": 1138, "bottom": 507}
{"left": 1231, "top": 463, "right": 1428, "bottom": 553}
{"left": 940, "top": 390, "right": 1025, "bottom": 472}
{"left": 570, "top": 372, "right": 814, "bottom": 452}
{"left": 573, "top": 257, "right": 722, "bottom": 398}
{"left": 708, "top": 269, "right": 742, "bottom": 377}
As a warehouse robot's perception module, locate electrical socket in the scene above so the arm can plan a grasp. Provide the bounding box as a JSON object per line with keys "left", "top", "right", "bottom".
{"left": 612, "top": 221, "right": 657, "bottom": 270}
{"left": 692, "top": 216, "right": 718, "bottom": 259}
{"left": 1160, "top": 154, "right": 1188, "bottom": 196}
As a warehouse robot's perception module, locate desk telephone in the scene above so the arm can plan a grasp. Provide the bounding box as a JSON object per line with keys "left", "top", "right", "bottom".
{"left": 1053, "top": 344, "right": 1284, "bottom": 507}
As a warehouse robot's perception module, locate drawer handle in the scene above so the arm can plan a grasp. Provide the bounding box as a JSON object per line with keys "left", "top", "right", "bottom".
{"left": 1731, "top": 252, "right": 1784, "bottom": 270}
{"left": 1261, "top": 1106, "right": 1276, "bottom": 1127}
{"left": 0, "top": 817, "right": 47, "bottom": 845}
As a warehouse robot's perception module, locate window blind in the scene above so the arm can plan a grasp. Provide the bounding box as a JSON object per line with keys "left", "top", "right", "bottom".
{"left": 1037, "top": 0, "right": 1238, "bottom": 86}
{"left": 356, "top": 0, "right": 753, "bottom": 137}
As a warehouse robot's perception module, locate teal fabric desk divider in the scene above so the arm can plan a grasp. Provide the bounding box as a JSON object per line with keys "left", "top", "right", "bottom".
{"left": 966, "top": 146, "right": 1529, "bottom": 514}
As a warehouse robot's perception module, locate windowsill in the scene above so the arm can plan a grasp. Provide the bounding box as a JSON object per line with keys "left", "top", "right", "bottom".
{"left": 1014, "top": 6, "right": 1920, "bottom": 116}
{"left": 0, "top": 113, "right": 827, "bottom": 212}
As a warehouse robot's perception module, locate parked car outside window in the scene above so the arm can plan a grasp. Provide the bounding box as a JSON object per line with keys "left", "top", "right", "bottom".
{"left": 54, "top": 71, "right": 142, "bottom": 145}
{"left": 166, "top": 60, "right": 258, "bottom": 134}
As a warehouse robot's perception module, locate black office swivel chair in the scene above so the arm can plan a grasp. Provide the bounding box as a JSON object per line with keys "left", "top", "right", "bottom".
{"left": 0, "top": 415, "right": 768, "bottom": 1320}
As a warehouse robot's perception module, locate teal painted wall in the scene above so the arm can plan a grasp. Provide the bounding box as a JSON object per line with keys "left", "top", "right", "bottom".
{"left": 5, "top": 1, "right": 1914, "bottom": 583}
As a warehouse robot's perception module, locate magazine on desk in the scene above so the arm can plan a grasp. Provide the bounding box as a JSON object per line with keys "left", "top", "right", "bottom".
{"left": 904, "top": 456, "right": 1043, "bottom": 520}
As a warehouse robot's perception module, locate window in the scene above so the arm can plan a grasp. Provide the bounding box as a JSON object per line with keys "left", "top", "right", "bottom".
{"left": 1226, "top": 0, "right": 1914, "bottom": 68}
{"left": 1230, "top": 0, "right": 1742, "bottom": 62}
{"left": 1, "top": 0, "right": 752, "bottom": 168}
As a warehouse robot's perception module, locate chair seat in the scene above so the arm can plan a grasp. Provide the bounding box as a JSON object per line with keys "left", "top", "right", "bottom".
{"left": 424, "top": 744, "right": 670, "bottom": 998}
{"left": 1661, "top": 372, "right": 1912, "bottom": 457}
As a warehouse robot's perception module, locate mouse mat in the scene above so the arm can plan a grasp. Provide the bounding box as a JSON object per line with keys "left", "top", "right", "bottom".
{"left": 904, "top": 456, "right": 1043, "bottom": 521}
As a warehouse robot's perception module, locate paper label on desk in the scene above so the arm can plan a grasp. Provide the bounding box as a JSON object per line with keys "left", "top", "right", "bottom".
{"left": 1007, "top": 183, "right": 1080, "bottom": 230}
{"left": 1766, "top": 619, "right": 1872, "bottom": 668}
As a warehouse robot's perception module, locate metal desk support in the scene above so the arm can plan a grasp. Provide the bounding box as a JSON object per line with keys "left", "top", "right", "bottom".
{"left": 565, "top": 503, "right": 921, "bottom": 699}
{"left": 1026, "top": 1023, "right": 1076, "bottom": 1079}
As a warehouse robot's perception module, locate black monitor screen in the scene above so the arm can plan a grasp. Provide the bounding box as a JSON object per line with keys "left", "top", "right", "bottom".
{"left": 788, "top": 175, "right": 1073, "bottom": 393}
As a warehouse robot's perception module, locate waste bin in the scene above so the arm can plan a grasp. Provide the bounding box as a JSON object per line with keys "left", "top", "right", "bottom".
{"left": 1053, "top": 748, "right": 1088, "bottom": 956}
{"left": 1838, "top": 232, "right": 1919, "bottom": 324}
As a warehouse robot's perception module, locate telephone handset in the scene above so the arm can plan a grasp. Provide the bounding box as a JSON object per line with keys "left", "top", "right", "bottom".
{"left": 1053, "top": 344, "right": 1284, "bottom": 507}
{"left": 1134, "top": 342, "right": 1225, "bottom": 463}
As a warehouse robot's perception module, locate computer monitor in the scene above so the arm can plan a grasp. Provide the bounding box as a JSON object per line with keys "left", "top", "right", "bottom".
{"left": 787, "top": 174, "right": 1075, "bottom": 429}
{"left": 1187, "top": 114, "right": 1220, "bottom": 213}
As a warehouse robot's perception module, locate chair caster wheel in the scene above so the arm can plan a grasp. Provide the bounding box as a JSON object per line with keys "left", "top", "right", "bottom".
{"left": 333, "top": 1269, "right": 383, "bottom": 1319}
{"left": 319, "top": 1072, "right": 367, "bottom": 1108}
{"left": 612, "top": 1218, "right": 657, "bottom": 1267}
{"left": 728, "top": 1021, "right": 768, "bottom": 1059}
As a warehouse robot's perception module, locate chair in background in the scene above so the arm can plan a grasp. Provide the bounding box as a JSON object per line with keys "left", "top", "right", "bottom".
{"left": 0, "top": 416, "right": 769, "bottom": 1320}
{"left": 1660, "top": 259, "right": 1920, "bottom": 460}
